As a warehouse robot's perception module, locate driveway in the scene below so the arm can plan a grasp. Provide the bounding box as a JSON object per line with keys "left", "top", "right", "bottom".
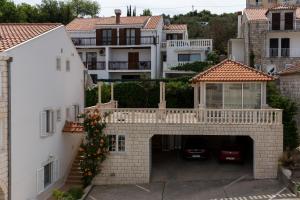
{"left": 86, "top": 179, "right": 297, "bottom": 200}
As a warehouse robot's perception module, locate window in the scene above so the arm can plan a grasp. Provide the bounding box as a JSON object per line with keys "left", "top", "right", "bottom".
{"left": 126, "top": 29, "right": 136, "bottom": 45}
{"left": 102, "top": 29, "right": 112, "bottom": 45}
{"left": 270, "top": 38, "right": 279, "bottom": 57}
{"left": 281, "top": 38, "right": 290, "bottom": 57}
{"left": 37, "top": 159, "right": 59, "bottom": 194}
{"left": 243, "top": 83, "right": 261, "bottom": 109}
{"left": 224, "top": 84, "right": 242, "bottom": 109}
{"left": 206, "top": 84, "right": 223, "bottom": 109}
{"left": 56, "top": 109, "right": 61, "bottom": 122}
{"left": 56, "top": 57, "right": 61, "bottom": 71}
{"left": 86, "top": 52, "right": 97, "bottom": 70}
{"left": 66, "top": 60, "right": 70, "bottom": 72}
{"left": 285, "top": 12, "right": 294, "bottom": 30}
{"left": 178, "top": 54, "right": 201, "bottom": 62}
{"left": 44, "top": 162, "right": 52, "bottom": 188}
{"left": 66, "top": 107, "right": 70, "bottom": 121}
{"left": 73, "top": 105, "right": 80, "bottom": 122}
{"left": 108, "top": 135, "right": 125, "bottom": 152}
{"left": 272, "top": 13, "right": 281, "bottom": 30}
{"left": 40, "top": 109, "right": 55, "bottom": 137}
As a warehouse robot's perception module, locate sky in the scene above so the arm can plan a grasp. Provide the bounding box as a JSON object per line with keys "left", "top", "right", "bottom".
{"left": 13, "top": 0, "right": 246, "bottom": 16}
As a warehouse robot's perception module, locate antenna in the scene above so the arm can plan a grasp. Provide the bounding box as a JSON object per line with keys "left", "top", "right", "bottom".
{"left": 192, "top": 5, "right": 194, "bottom": 12}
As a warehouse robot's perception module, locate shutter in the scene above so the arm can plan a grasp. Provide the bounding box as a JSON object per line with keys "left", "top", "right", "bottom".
{"left": 119, "top": 28, "right": 126, "bottom": 45}
{"left": 51, "top": 110, "right": 56, "bottom": 133}
{"left": 135, "top": 29, "right": 141, "bottom": 45}
{"left": 37, "top": 167, "right": 44, "bottom": 194}
{"left": 40, "top": 111, "right": 47, "bottom": 137}
{"left": 112, "top": 29, "right": 117, "bottom": 45}
{"left": 96, "top": 29, "right": 103, "bottom": 45}
{"left": 53, "top": 159, "right": 59, "bottom": 182}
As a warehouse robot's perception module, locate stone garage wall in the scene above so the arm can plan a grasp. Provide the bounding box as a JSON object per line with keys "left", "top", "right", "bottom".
{"left": 94, "top": 123, "right": 283, "bottom": 185}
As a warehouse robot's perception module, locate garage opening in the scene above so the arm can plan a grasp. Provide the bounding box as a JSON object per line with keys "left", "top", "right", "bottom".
{"left": 150, "top": 135, "right": 253, "bottom": 182}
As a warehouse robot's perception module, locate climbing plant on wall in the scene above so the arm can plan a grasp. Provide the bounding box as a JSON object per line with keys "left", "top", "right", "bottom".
{"left": 79, "top": 110, "right": 108, "bottom": 187}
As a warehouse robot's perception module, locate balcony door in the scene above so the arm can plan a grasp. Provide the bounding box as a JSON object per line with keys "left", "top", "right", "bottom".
{"left": 281, "top": 38, "right": 290, "bottom": 57}
{"left": 86, "top": 52, "right": 97, "bottom": 70}
{"left": 270, "top": 38, "right": 278, "bottom": 57}
{"left": 128, "top": 52, "right": 139, "bottom": 70}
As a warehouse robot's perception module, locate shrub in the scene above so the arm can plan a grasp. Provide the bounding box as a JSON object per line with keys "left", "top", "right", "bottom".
{"left": 267, "top": 82, "right": 299, "bottom": 150}
{"left": 52, "top": 187, "right": 84, "bottom": 200}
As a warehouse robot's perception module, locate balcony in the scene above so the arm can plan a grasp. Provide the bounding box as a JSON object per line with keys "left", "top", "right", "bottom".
{"left": 167, "top": 39, "right": 212, "bottom": 50}
{"left": 71, "top": 36, "right": 158, "bottom": 46}
{"left": 281, "top": 48, "right": 290, "bottom": 57}
{"left": 98, "top": 108, "right": 282, "bottom": 125}
{"left": 84, "top": 61, "right": 105, "bottom": 70}
{"left": 108, "top": 61, "right": 151, "bottom": 71}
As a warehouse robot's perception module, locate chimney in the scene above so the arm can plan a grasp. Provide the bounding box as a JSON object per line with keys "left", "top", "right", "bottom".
{"left": 115, "top": 9, "right": 121, "bottom": 24}
{"left": 237, "top": 11, "right": 242, "bottom": 38}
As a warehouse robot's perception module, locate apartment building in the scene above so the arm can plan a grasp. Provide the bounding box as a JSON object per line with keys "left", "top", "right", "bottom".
{"left": 229, "top": 0, "right": 300, "bottom": 74}
{"left": 0, "top": 24, "right": 84, "bottom": 200}
{"left": 66, "top": 10, "right": 213, "bottom": 81}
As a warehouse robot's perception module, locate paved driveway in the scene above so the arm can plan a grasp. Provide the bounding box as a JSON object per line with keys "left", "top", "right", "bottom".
{"left": 86, "top": 179, "right": 297, "bottom": 200}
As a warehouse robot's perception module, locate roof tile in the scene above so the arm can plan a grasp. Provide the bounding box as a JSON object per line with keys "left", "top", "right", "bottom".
{"left": 163, "top": 24, "right": 187, "bottom": 30}
{"left": 0, "top": 23, "right": 61, "bottom": 52}
{"left": 62, "top": 121, "right": 84, "bottom": 134}
{"left": 244, "top": 8, "right": 268, "bottom": 21}
{"left": 279, "top": 65, "right": 300, "bottom": 75}
{"left": 191, "top": 59, "right": 275, "bottom": 83}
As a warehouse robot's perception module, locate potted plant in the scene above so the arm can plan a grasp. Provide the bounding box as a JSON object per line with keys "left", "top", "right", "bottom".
{"left": 297, "top": 184, "right": 300, "bottom": 198}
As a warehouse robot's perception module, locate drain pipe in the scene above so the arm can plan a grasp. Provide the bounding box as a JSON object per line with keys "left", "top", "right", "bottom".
{"left": 6, "top": 57, "right": 12, "bottom": 200}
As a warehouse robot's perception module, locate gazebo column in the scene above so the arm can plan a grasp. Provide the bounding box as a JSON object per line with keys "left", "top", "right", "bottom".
{"left": 159, "top": 82, "right": 166, "bottom": 109}
{"left": 261, "top": 82, "right": 269, "bottom": 108}
{"left": 98, "top": 81, "right": 103, "bottom": 104}
{"left": 110, "top": 82, "right": 114, "bottom": 101}
{"left": 193, "top": 83, "right": 199, "bottom": 108}
{"left": 199, "top": 82, "right": 206, "bottom": 108}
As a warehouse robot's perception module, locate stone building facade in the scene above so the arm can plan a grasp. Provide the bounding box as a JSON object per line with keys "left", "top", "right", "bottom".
{"left": 0, "top": 56, "right": 10, "bottom": 200}
{"left": 94, "top": 123, "right": 283, "bottom": 185}
{"left": 229, "top": 3, "right": 300, "bottom": 74}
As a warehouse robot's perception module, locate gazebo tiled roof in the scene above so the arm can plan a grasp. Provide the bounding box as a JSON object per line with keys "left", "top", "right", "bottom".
{"left": 191, "top": 59, "right": 275, "bottom": 83}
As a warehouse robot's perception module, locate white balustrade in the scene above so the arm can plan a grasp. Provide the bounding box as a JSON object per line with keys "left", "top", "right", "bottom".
{"left": 167, "top": 39, "right": 213, "bottom": 49}
{"left": 96, "top": 108, "right": 282, "bottom": 125}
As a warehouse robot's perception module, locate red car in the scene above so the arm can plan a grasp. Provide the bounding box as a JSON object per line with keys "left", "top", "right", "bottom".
{"left": 182, "top": 138, "right": 209, "bottom": 159}
{"left": 219, "top": 144, "right": 243, "bottom": 163}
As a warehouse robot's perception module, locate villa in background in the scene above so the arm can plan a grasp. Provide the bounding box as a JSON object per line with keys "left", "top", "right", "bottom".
{"left": 229, "top": 0, "right": 300, "bottom": 74}
{"left": 66, "top": 9, "right": 213, "bottom": 81}
{"left": 0, "top": 24, "right": 84, "bottom": 200}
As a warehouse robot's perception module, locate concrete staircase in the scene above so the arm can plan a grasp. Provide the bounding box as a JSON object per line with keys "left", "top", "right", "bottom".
{"left": 65, "top": 151, "right": 83, "bottom": 186}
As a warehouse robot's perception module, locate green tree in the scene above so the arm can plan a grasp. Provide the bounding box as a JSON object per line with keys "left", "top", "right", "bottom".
{"left": 141, "top": 9, "right": 152, "bottom": 16}
{"left": 17, "top": 3, "right": 40, "bottom": 23}
{"left": 69, "top": 0, "right": 100, "bottom": 17}
{"left": 0, "top": 0, "right": 19, "bottom": 22}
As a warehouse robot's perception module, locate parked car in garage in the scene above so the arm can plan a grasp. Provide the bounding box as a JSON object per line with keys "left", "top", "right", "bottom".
{"left": 219, "top": 144, "right": 243, "bottom": 163}
{"left": 182, "top": 138, "right": 209, "bottom": 159}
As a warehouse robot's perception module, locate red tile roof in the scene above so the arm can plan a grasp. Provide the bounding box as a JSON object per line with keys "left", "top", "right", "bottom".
{"left": 62, "top": 121, "right": 84, "bottom": 134}
{"left": 163, "top": 24, "right": 187, "bottom": 31}
{"left": 0, "top": 23, "right": 61, "bottom": 52}
{"left": 191, "top": 59, "right": 275, "bottom": 83}
{"left": 244, "top": 8, "right": 268, "bottom": 21}
{"left": 269, "top": 5, "right": 297, "bottom": 11}
{"left": 66, "top": 16, "right": 162, "bottom": 31}
{"left": 279, "top": 65, "right": 300, "bottom": 75}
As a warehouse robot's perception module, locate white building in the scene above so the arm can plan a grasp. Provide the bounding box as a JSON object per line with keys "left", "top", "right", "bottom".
{"left": 66, "top": 9, "right": 213, "bottom": 81}
{"left": 0, "top": 24, "right": 84, "bottom": 200}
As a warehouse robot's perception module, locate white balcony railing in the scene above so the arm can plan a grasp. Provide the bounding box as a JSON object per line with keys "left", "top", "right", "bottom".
{"left": 167, "top": 39, "right": 212, "bottom": 49}
{"left": 97, "top": 108, "right": 282, "bottom": 125}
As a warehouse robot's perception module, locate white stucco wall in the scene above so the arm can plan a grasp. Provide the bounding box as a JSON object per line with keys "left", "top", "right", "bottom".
{"left": 4, "top": 26, "right": 84, "bottom": 200}
{"left": 230, "top": 39, "right": 245, "bottom": 63}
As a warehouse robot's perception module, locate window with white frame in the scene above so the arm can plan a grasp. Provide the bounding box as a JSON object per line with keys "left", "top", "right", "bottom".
{"left": 66, "top": 60, "right": 70, "bottom": 72}
{"left": 40, "top": 109, "right": 55, "bottom": 137}
{"left": 73, "top": 105, "right": 80, "bottom": 122}
{"left": 108, "top": 135, "right": 125, "bottom": 152}
{"left": 37, "top": 159, "right": 59, "bottom": 194}
{"left": 56, "top": 57, "right": 61, "bottom": 71}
